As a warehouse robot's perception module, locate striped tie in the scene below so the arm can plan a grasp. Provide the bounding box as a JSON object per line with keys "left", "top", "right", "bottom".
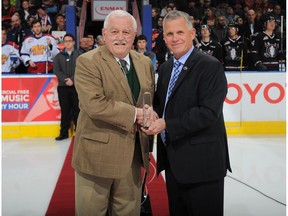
{"left": 119, "top": 59, "right": 129, "bottom": 75}
{"left": 167, "top": 61, "right": 182, "bottom": 99}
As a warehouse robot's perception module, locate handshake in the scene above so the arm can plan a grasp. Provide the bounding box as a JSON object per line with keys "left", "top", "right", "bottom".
{"left": 136, "top": 92, "right": 166, "bottom": 135}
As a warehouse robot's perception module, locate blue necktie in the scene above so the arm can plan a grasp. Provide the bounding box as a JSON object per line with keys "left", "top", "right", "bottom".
{"left": 167, "top": 61, "right": 182, "bottom": 99}
{"left": 161, "top": 60, "right": 182, "bottom": 145}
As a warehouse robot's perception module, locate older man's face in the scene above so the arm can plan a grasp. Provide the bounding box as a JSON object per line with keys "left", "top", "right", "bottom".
{"left": 102, "top": 15, "right": 136, "bottom": 59}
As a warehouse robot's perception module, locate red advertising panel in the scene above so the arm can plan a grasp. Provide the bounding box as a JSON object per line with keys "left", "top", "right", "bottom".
{"left": 2, "top": 75, "right": 61, "bottom": 123}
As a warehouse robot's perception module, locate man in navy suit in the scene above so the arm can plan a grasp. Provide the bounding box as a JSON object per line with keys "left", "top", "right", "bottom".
{"left": 143, "top": 10, "right": 232, "bottom": 216}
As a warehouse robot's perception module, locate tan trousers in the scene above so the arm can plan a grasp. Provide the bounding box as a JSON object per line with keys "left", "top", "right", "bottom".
{"left": 75, "top": 158, "right": 142, "bottom": 216}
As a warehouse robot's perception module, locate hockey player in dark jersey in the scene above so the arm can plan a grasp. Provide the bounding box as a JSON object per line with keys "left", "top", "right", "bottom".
{"left": 196, "top": 25, "right": 223, "bottom": 62}
{"left": 221, "top": 23, "right": 249, "bottom": 71}
{"left": 250, "top": 16, "right": 284, "bottom": 71}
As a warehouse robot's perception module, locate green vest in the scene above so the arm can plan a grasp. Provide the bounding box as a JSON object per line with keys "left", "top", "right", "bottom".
{"left": 126, "top": 59, "right": 140, "bottom": 104}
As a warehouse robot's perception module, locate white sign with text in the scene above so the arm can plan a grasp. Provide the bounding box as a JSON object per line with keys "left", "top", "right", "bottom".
{"left": 224, "top": 72, "right": 286, "bottom": 121}
{"left": 92, "top": 0, "right": 127, "bottom": 21}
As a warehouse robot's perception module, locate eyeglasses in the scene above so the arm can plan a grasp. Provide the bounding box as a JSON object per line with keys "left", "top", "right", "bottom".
{"left": 64, "top": 40, "right": 74, "bottom": 43}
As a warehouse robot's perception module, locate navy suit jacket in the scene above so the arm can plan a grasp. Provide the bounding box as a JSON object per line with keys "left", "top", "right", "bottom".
{"left": 154, "top": 48, "right": 232, "bottom": 184}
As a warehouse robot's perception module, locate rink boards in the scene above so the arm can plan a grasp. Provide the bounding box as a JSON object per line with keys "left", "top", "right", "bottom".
{"left": 2, "top": 72, "right": 286, "bottom": 138}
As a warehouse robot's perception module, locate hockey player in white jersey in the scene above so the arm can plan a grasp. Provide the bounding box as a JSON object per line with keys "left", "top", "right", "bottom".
{"left": 20, "top": 20, "right": 59, "bottom": 74}
{"left": 2, "top": 27, "right": 21, "bottom": 74}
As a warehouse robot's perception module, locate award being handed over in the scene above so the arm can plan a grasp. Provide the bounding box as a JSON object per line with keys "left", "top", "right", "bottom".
{"left": 143, "top": 92, "right": 153, "bottom": 129}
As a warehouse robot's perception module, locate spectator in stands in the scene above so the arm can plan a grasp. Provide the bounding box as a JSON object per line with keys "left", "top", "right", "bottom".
{"left": 242, "top": 9, "right": 262, "bottom": 41}
{"left": 42, "top": 0, "right": 59, "bottom": 20}
{"left": 160, "top": 1, "right": 175, "bottom": 17}
{"left": 196, "top": 24, "right": 223, "bottom": 62}
{"left": 13, "top": 0, "right": 21, "bottom": 11}
{"left": 203, "top": 0, "right": 212, "bottom": 8}
{"left": 87, "top": 34, "right": 95, "bottom": 50}
{"left": 26, "top": 14, "right": 36, "bottom": 29}
{"left": 152, "top": 15, "right": 164, "bottom": 49}
{"left": 53, "top": 33, "right": 81, "bottom": 141}
{"left": 58, "top": 1, "right": 81, "bottom": 24}
{"left": 196, "top": 0, "right": 208, "bottom": 18}
{"left": 215, "top": 2, "right": 228, "bottom": 17}
{"left": 250, "top": 16, "right": 283, "bottom": 71}
{"left": 2, "top": 0, "right": 16, "bottom": 29}
{"left": 225, "top": 6, "right": 238, "bottom": 24}
{"left": 79, "top": 37, "right": 91, "bottom": 53}
{"left": 51, "top": 13, "right": 66, "bottom": 31}
{"left": 244, "top": 0, "right": 255, "bottom": 9}
{"left": 17, "top": 0, "right": 36, "bottom": 23}
{"left": 135, "top": 34, "right": 157, "bottom": 71}
{"left": 152, "top": 31, "right": 173, "bottom": 68}
{"left": 243, "top": 4, "right": 250, "bottom": 17}
{"left": 201, "top": 6, "right": 217, "bottom": 29}
{"left": 11, "top": 11, "right": 24, "bottom": 26}
{"left": 185, "top": 0, "right": 200, "bottom": 21}
{"left": 7, "top": 14, "right": 32, "bottom": 73}
{"left": 258, "top": 0, "right": 274, "bottom": 14}
{"left": 152, "top": 7, "right": 160, "bottom": 29}
{"left": 253, "top": 0, "right": 262, "bottom": 10}
{"left": 236, "top": 16, "right": 244, "bottom": 26}
{"left": 266, "top": 4, "right": 283, "bottom": 32}
{"left": 8, "top": 14, "right": 20, "bottom": 31}
{"left": 20, "top": 20, "right": 59, "bottom": 74}
{"left": 233, "top": 3, "right": 245, "bottom": 18}
{"left": 235, "top": 16, "right": 244, "bottom": 36}
{"left": 190, "top": 15, "right": 201, "bottom": 34}
{"left": 221, "top": 23, "right": 249, "bottom": 71}
{"left": 243, "top": 8, "right": 263, "bottom": 71}
{"left": 255, "top": 8, "right": 263, "bottom": 23}
{"left": 2, "top": 27, "right": 21, "bottom": 74}
{"left": 272, "top": 4, "right": 283, "bottom": 23}
{"left": 214, "top": 15, "right": 228, "bottom": 42}
{"left": 28, "top": 0, "right": 38, "bottom": 10}
{"left": 95, "top": 34, "right": 105, "bottom": 48}
{"left": 36, "top": 6, "right": 53, "bottom": 33}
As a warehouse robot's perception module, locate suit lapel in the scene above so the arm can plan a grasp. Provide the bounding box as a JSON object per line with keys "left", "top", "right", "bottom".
{"left": 170, "top": 63, "right": 190, "bottom": 96}
{"left": 101, "top": 46, "right": 134, "bottom": 105}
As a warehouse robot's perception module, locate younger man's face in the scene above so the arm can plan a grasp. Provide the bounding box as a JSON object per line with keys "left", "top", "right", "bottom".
{"left": 137, "top": 39, "right": 147, "bottom": 50}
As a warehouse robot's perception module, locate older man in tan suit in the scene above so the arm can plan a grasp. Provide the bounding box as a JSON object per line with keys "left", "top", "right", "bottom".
{"left": 72, "top": 10, "right": 155, "bottom": 216}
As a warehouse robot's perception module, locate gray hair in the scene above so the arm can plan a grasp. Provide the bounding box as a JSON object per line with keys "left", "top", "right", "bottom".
{"left": 103, "top": 10, "right": 137, "bottom": 32}
{"left": 163, "top": 10, "right": 193, "bottom": 32}
{"left": 96, "top": 35, "right": 103, "bottom": 41}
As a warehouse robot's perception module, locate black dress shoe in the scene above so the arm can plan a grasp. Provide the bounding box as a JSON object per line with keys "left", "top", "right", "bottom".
{"left": 55, "top": 135, "right": 68, "bottom": 141}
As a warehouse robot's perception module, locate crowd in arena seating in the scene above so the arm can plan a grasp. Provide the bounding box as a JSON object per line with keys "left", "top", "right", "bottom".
{"left": 1, "top": 0, "right": 286, "bottom": 74}
{"left": 150, "top": 0, "right": 286, "bottom": 71}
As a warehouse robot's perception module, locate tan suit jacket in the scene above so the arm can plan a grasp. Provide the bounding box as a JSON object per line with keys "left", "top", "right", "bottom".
{"left": 72, "top": 46, "right": 155, "bottom": 178}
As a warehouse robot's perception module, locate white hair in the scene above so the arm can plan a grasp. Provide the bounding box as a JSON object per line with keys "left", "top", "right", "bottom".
{"left": 103, "top": 10, "right": 137, "bottom": 32}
